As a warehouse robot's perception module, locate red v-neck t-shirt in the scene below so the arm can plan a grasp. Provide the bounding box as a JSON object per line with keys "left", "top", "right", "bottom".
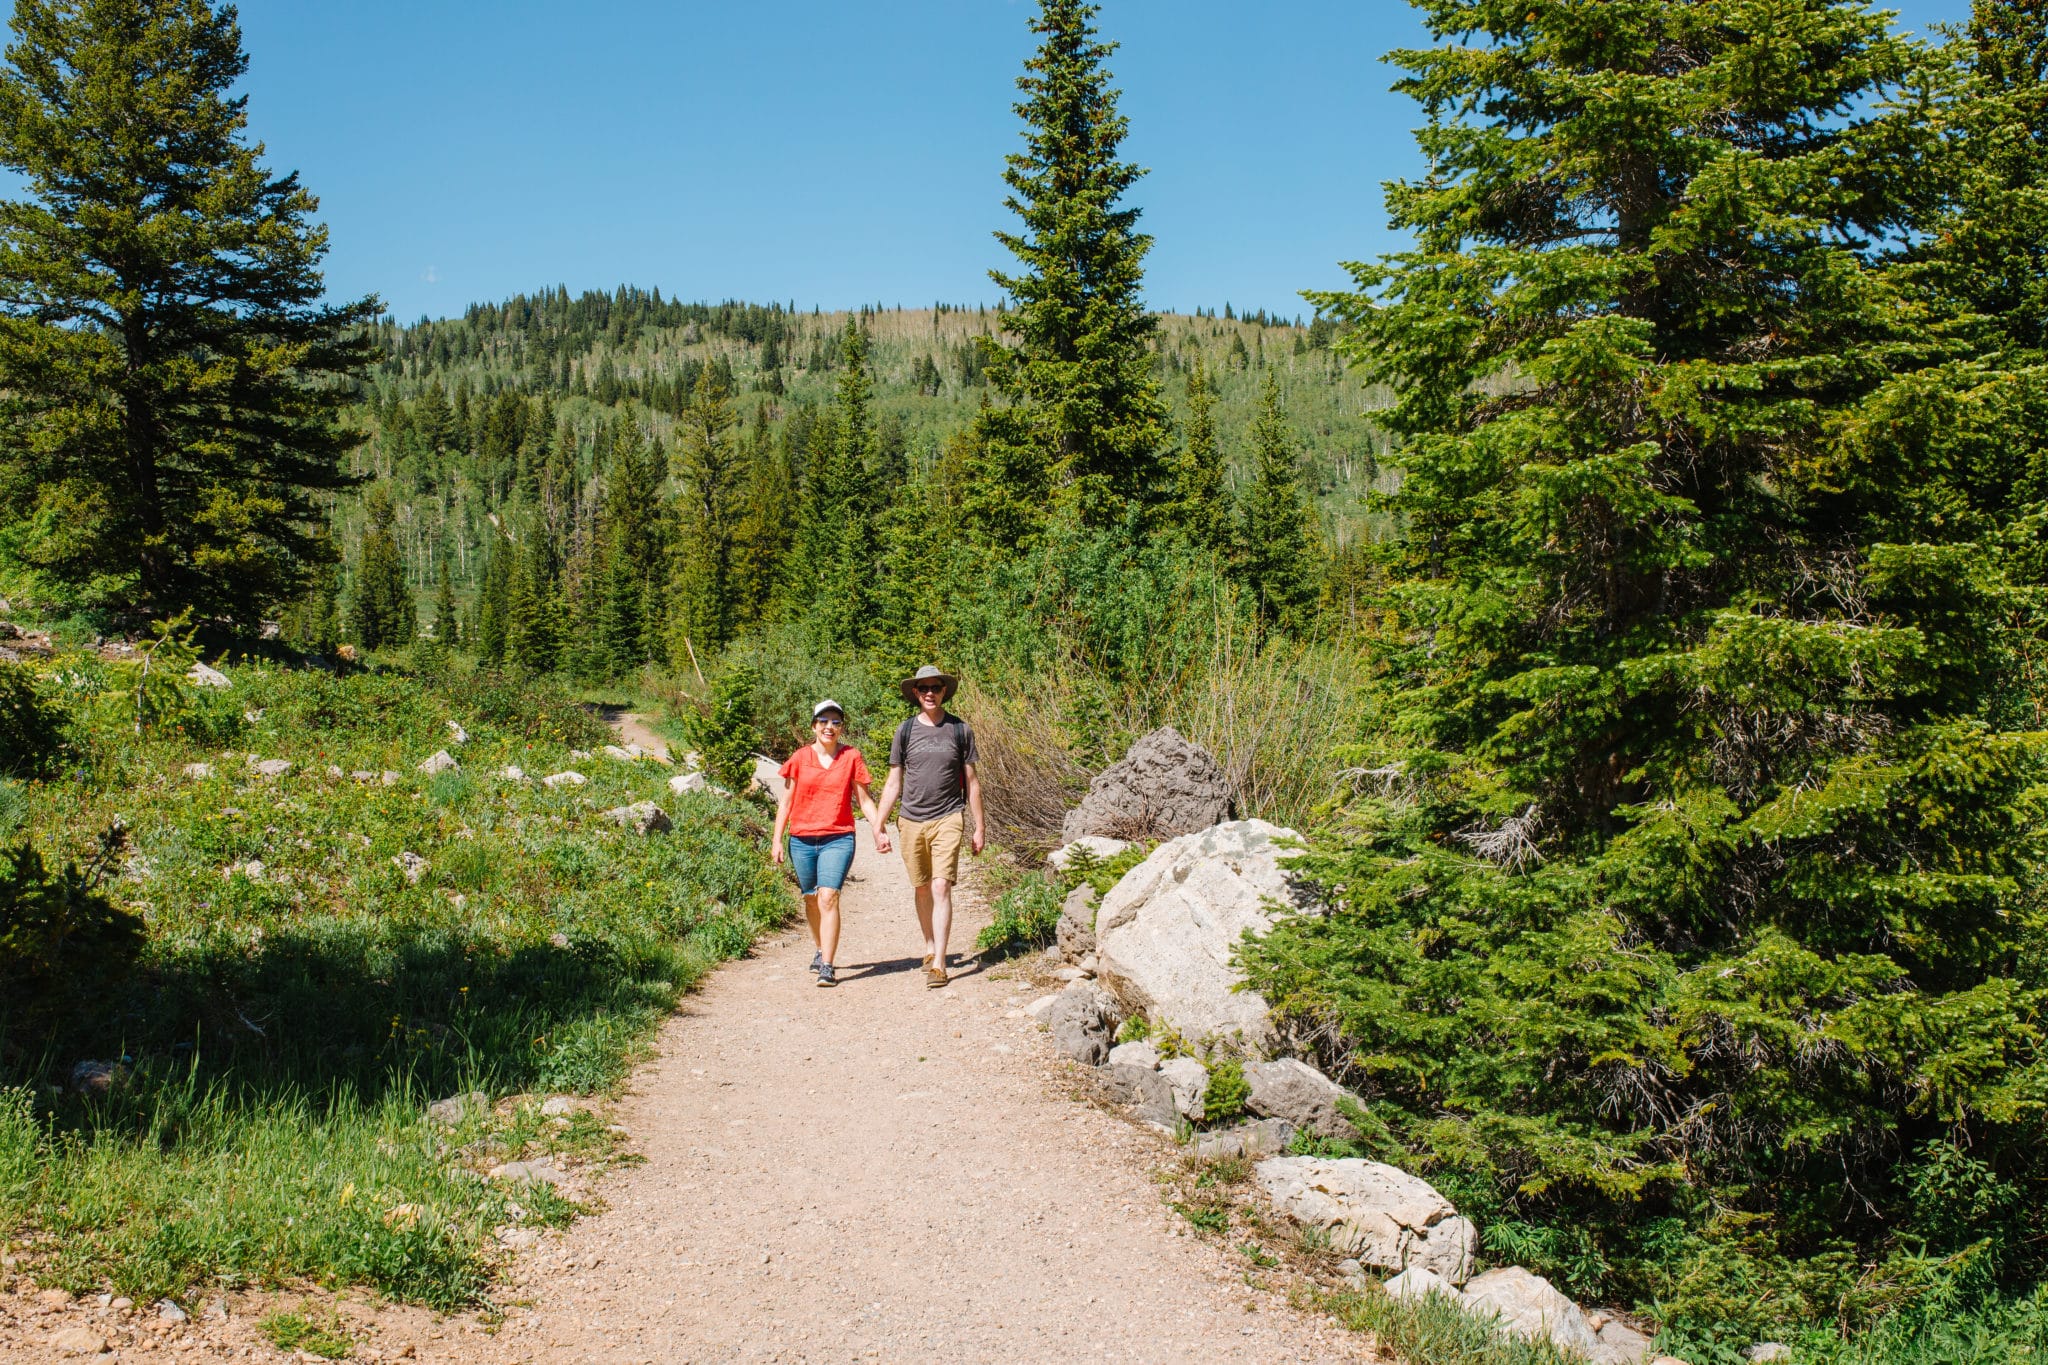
{"left": 778, "top": 745, "right": 873, "bottom": 836}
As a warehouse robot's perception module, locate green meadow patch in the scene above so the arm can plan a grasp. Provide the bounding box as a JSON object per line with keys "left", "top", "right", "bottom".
{"left": 0, "top": 658, "right": 791, "bottom": 1307}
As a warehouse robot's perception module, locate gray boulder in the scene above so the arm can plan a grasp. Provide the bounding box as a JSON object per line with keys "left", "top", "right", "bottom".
{"left": 488, "top": 1159, "right": 564, "bottom": 1186}
{"left": 69, "top": 1059, "right": 130, "bottom": 1097}
{"left": 1195, "top": 1117, "right": 1297, "bottom": 1160}
{"left": 542, "top": 770, "right": 587, "bottom": 788}
{"left": 1106, "top": 1039, "right": 1161, "bottom": 1070}
{"left": 187, "top": 661, "right": 230, "bottom": 688}
{"left": 181, "top": 762, "right": 214, "bottom": 779}
{"left": 1045, "top": 982, "right": 1119, "bottom": 1065}
{"left": 602, "top": 801, "right": 672, "bottom": 835}
{"left": 1255, "top": 1156, "right": 1479, "bottom": 1284}
{"left": 1383, "top": 1265, "right": 1460, "bottom": 1304}
{"left": 426, "top": 1091, "right": 487, "bottom": 1125}
{"left": 1158, "top": 1056, "right": 1210, "bottom": 1121}
{"left": 1460, "top": 1267, "right": 1600, "bottom": 1356}
{"left": 1246, "top": 1057, "right": 1360, "bottom": 1140}
{"left": 1589, "top": 1317, "right": 1656, "bottom": 1365}
{"left": 392, "top": 851, "right": 429, "bottom": 884}
{"left": 417, "top": 749, "right": 459, "bottom": 774}
{"left": 1056, "top": 883, "right": 1099, "bottom": 962}
{"left": 247, "top": 756, "right": 292, "bottom": 778}
{"left": 1093, "top": 820, "right": 1303, "bottom": 1048}
{"left": 1063, "top": 726, "right": 1234, "bottom": 842}
{"left": 1090, "top": 1062, "right": 1179, "bottom": 1128}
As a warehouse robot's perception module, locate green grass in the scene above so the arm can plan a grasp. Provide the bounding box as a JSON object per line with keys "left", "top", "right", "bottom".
{"left": 1, "top": 656, "right": 793, "bottom": 1307}
{"left": 1320, "top": 1285, "right": 1582, "bottom": 1365}
{"left": 258, "top": 1304, "right": 355, "bottom": 1358}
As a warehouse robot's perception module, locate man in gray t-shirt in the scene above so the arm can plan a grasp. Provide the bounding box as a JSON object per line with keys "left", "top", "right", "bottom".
{"left": 875, "top": 666, "right": 986, "bottom": 988}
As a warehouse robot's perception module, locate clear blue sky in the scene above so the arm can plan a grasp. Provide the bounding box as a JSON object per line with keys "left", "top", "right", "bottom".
{"left": 227, "top": 0, "right": 1975, "bottom": 323}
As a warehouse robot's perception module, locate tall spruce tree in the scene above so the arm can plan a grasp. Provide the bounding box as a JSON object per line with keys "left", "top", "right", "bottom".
{"left": 1248, "top": 0, "right": 2048, "bottom": 1334}
{"left": 975, "top": 0, "right": 1170, "bottom": 537}
{"left": 0, "top": 0, "right": 377, "bottom": 620}
{"left": 668, "top": 363, "right": 743, "bottom": 655}
{"left": 1171, "top": 356, "right": 1228, "bottom": 552}
{"left": 1232, "top": 372, "right": 1314, "bottom": 629}
{"left": 789, "top": 322, "right": 881, "bottom": 646}
{"left": 431, "top": 559, "right": 459, "bottom": 647}
{"left": 349, "top": 486, "right": 413, "bottom": 650}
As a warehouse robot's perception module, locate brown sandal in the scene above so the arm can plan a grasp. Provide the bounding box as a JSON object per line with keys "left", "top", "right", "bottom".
{"left": 925, "top": 964, "right": 948, "bottom": 989}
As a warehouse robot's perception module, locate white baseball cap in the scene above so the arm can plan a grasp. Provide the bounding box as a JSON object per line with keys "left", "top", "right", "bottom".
{"left": 812, "top": 699, "right": 845, "bottom": 720}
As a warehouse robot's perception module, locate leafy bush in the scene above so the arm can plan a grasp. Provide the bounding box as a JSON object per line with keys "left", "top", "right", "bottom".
{"left": 439, "top": 666, "right": 609, "bottom": 748}
{"left": 684, "top": 664, "right": 761, "bottom": 791}
{"left": 974, "top": 878, "right": 1062, "bottom": 955}
{"left": 0, "top": 662, "right": 65, "bottom": 777}
{"left": 1201, "top": 1058, "right": 1250, "bottom": 1126}
{"left": 0, "top": 824, "right": 143, "bottom": 1025}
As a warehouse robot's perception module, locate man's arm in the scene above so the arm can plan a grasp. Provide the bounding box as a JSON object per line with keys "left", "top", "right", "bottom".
{"left": 963, "top": 762, "right": 985, "bottom": 856}
{"left": 875, "top": 766, "right": 903, "bottom": 830}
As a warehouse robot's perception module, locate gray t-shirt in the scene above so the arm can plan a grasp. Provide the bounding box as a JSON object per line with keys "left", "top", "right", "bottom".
{"left": 889, "top": 713, "right": 979, "bottom": 822}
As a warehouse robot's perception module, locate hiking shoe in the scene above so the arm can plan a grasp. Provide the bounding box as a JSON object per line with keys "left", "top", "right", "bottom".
{"left": 810, "top": 951, "right": 823, "bottom": 975}
{"left": 816, "top": 963, "right": 837, "bottom": 987}
{"left": 925, "top": 964, "right": 948, "bottom": 989}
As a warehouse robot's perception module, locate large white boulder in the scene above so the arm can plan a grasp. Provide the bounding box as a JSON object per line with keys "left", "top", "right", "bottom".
{"left": 1254, "top": 1156, "right": 1479, "bottom": 1284}
{"left": 1093, "top": 819, "right": 1302, "bottom": 1047}
{"left": 1460, "top": 1267, "right": 1600, "bottom": 1356}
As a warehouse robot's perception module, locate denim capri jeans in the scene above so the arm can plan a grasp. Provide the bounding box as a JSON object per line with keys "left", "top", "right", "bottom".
{"left": 788, "top": 832, "right": 856, "bottom": 894}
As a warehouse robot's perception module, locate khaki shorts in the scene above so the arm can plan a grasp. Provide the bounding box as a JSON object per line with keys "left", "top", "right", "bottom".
{"left": 898, "top": 810, "right": 966, "bottom": 887}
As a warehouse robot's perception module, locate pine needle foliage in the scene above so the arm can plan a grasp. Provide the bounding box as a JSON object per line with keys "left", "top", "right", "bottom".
{"left": 0, "top": 0, "right": 376, "bottom": 620}
{"left": 1252, "top": 0, "right": 2048, "bottom": 1337}
{"left": 977, "top": 0, "right": 1171, "bottom": 538}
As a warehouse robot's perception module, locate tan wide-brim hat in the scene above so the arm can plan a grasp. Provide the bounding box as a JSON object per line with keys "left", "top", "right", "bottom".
{"left": 899, "top": 665, "right": 959, "bottom": 706}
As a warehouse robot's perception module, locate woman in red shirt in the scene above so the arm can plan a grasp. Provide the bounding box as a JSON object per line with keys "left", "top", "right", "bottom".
{"left": 770, "top": 700, "right": 891, "bottom": 987}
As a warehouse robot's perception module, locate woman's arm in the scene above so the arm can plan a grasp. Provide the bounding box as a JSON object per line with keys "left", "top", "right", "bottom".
{"left": 769, "top": 769, "right": 794, "bottom": 863}
{"left": 857, "top": 782, "right": 892, "bottom": 853}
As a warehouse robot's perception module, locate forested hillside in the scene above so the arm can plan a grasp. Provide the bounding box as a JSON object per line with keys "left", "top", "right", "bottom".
{"left": 313, "top": 294, "right": 1390, "bottom": 682}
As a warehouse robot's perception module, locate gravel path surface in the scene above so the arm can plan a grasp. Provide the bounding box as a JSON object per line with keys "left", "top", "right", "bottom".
{"left": 2, "top": 723, "right": 1368, "bottom": 1363}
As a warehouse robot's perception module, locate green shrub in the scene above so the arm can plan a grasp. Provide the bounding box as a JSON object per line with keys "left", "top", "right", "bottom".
{"left": 685, "top": 665, "right": 761, "bottom": 791}
{"left": 1202, "top": 1058, "right": 1250, "bottom": 1126}
{"left": 1115, "top": 1014, "right": 1151, "bottom": 1044}
{"left": 0, "top": 825, "right": 143, "bottom": 1026}
{"left": 440, "top": 666, "right": 609, "bottom": 747}
{"left": 974, "top": 879, "right": 1062, "bottom": 955}
{"left": 0, "top": 662, "right": 65, "bottom": 777}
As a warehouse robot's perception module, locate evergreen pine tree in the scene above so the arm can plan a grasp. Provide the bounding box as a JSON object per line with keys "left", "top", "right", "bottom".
{"left": 1250, "top": 0, "right": 2048, "bottom": 1326}
{"left": 668, "top": 363, "right": 743, "bottom": 655}
{"left": 975, "top": 0, "right": 1170, "bottom": 537}
{"left": 0, "top": 0, "right": 378, "bottom": 620}
{"left": 1232, "top": 372, "right": 1314, "bottom": 629}
{"left": 1171, "top": 357, "right": 1229, "bottom": 552}
{"left": 432, "top": 559, "right": 459, "bottom": 647}
{"left": 474, "top": 535, "right": 511, "bottom": 666}
{"left": 349, "top": 486, "right": 414, "bottom": 650}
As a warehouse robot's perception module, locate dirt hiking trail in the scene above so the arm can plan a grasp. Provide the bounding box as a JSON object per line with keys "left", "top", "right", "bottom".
{"left": 4, "top": 718, "right": 1369, "bottom": 1363}
{"left": 441, "top": 730, "right": 1361, "bottom": 1364}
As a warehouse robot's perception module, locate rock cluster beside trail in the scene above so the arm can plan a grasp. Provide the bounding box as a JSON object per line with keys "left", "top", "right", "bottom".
{"left": 1024, "top": 726, "right": 1682, "bottom": 1365}
{"left": 1063, "top": 725, "right": 1234, "bottom": 842}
